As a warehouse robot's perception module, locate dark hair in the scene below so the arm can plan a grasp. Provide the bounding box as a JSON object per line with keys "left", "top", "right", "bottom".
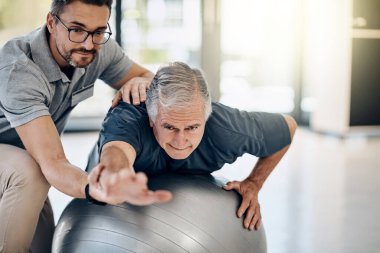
{"left": 50, "top": 0, "right": 113, "bottom": 17}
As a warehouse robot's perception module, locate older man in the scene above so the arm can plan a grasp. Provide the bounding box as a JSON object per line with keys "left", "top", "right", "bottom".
{"left": 91, "top": 62, "right": 297, "bottom": 231}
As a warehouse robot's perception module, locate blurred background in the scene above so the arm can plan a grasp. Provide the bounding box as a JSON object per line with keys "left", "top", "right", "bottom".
{"left": 1, "top": 0, "right": 379, "bottom": 252}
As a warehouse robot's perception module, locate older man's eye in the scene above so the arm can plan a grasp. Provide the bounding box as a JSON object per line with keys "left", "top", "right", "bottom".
{"left": 188, "top": 126, "right": 199, "bottom": 131}
{"left": 164, "top": 125, "right": 174, "bottom": 131}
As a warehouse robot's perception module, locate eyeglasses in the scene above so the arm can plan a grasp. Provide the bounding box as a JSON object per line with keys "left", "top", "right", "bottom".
{"left": 54, "top": 15, "right": 112, "bottom": 45}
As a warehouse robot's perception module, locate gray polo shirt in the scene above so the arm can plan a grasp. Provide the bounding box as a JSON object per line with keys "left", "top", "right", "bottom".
{"left": 0, "top": 26, "right": 134, "bottom": 148}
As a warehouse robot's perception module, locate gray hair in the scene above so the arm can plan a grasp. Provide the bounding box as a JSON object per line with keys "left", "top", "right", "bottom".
{"left": 146, "top": 62, "right": 212, "bottom": 122}
{"left": 50, "top": 0, "right": 113, "bottom": 17}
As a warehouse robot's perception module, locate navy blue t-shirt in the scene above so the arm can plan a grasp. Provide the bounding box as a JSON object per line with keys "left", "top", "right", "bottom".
{"left": 98, "top": 102, "right": 291, "bottom": 175}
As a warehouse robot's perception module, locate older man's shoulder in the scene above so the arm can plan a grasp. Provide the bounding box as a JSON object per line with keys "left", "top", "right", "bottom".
{"left": 106, "top": 101, "right": 148, "bottom": 120}
{"left": 209, "top": 102, "right": 241, "bottom": 123}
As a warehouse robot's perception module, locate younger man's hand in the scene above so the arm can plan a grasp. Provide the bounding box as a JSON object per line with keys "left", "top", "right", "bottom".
{"left": 112, "top": 77, "right": 151, "bottom": 107}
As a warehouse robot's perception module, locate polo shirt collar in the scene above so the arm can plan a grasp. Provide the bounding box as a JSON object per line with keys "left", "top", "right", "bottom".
{"left": 30, "top": 25, "right": 67, "bottom": 83}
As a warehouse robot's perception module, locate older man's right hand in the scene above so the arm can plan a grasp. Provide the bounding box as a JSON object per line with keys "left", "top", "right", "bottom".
{"left": 88, "top": 164, "right": 172, "bottom": 205}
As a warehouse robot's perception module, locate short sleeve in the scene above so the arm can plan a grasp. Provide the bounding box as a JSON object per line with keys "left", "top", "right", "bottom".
{"left": 98, "top": 39, "right": 135, "bottom": 87}
{"left": 98, "top": 102, "right": 144, "bottom": 155}
{"left": 257, "top": 112, "right": 291, "bottom": 155}
{"left": 206, "top": 103, "right": 291, "bottom": 159}
{"left": 0, "top": 63, "right": 50, "bottom": 128}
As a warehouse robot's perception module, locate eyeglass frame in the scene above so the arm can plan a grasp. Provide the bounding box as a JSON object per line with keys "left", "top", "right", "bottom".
{"left": 53, "top": 15, "right": 112, "bottom": 45}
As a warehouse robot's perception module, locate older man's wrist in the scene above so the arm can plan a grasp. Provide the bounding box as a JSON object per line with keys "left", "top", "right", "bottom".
{"left": 84, "top": 184, "right": 107, "bottom": 206}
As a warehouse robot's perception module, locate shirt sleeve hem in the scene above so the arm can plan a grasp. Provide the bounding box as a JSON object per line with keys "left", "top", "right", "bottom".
{"left": 9, "top": 110, "right": 51, "bottom": 128}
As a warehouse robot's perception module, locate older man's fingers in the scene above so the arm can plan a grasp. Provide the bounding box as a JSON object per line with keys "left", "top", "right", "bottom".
{"left": 244, "top": 204, "right": 256, "bottom": 229}
{"left": 249, "top": 206, "right": 262, "bottom": 231}
{"left": 237, "top": 196, "right": 251, "bottom": 218}
{"left": 135, "top": 172, "right": 148, "bottom": 184}
{"left": 127, "top": 189, "right": 172, "bottom": 206}
{"left": 154, "top": 190, "right": 173, "bottom": 203}
{"left": 88, "top": 164, "right": 104, "bottom": 185}
{"left": 255, "top": 217, "right": 262, "bottom": 230}
{"left": 223, "top": 181, "right": 240, "bottom": 191}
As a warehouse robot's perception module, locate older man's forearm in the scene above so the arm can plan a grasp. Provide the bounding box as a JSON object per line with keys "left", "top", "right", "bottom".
{"left": 246, "top": 145, "right": 290, "bottom": 190}
{"left": 247, "top": 114, "right": 297, "bottom": 189}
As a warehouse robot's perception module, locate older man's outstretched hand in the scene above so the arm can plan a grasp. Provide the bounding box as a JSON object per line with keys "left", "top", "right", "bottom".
{"left": 88, "top": 164, "right": 173, "bottom": 206}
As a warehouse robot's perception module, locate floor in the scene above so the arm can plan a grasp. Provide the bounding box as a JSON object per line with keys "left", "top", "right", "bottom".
{"left": 51, "top": 127, "right": 380, "bottom": 253}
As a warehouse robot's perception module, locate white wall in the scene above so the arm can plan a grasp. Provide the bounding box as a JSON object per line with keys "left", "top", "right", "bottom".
{"left": 303, "top": 0, "right": 353, "bottom": 135}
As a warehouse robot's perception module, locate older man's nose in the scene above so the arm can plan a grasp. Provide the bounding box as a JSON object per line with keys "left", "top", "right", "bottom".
{"left": 173, "top": 131, "right": 188, "bottom": 148}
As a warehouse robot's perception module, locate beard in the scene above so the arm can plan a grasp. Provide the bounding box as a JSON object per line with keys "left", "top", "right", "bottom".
{"left": 57, "top": 43, "right": 97, "bottom": 68}
{"left": 67, "top": 48, "right": 97, "bottom": 68}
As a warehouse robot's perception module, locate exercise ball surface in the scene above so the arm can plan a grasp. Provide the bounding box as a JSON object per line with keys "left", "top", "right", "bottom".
{"left": 52, "top": 173, "right": 267, "bottom": 253}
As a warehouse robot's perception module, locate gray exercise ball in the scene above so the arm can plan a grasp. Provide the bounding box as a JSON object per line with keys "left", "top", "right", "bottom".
{"left": 52, "top": 173, "right": 267, "bottom": 253}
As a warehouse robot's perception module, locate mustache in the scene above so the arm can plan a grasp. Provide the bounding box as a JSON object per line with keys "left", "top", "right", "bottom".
{"left": 71, "top": 48, "right": 97, "bottom": 55}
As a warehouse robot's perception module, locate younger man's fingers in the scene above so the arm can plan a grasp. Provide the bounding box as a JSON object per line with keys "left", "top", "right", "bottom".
{"left": 138, "top": 84, "right": 147, "bottom": 102}
{"left": 111, "top": 91, "right": 123, "bottom": 107}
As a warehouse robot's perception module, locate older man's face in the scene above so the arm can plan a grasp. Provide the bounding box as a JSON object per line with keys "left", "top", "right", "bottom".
{"left": 150, "top": 96, "right": 206, "bottom": 160}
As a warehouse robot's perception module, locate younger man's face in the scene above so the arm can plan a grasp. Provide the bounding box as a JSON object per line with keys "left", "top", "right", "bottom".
{"left": 48, "top": 1, "right": 110, "bottom": 68}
